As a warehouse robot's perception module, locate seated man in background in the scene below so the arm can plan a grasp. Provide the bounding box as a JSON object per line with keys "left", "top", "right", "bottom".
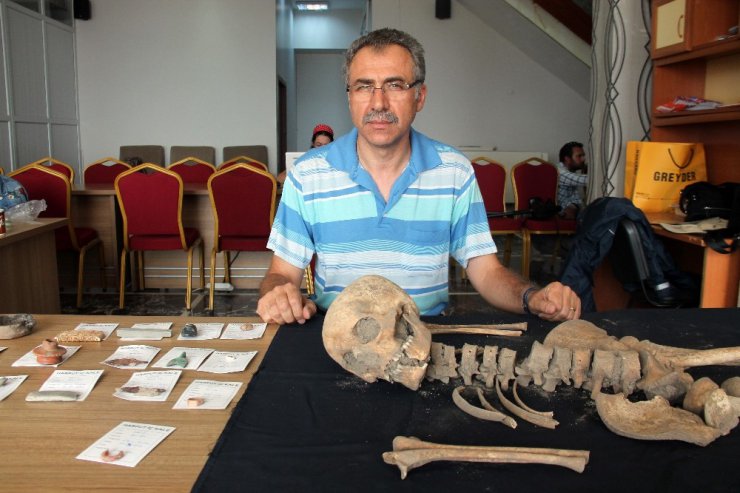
{"left": 257, "top": 28, "right": 581, "bottom": 325}
{"left": 557, "top": 141, "right": 588, "bottom": 220}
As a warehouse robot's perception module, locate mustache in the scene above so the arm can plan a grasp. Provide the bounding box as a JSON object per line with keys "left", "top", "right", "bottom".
{"left": 362, "top": 110, "right": 399, "bottom": 124}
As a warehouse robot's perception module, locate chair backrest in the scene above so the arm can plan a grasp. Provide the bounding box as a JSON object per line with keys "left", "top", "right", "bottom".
{"left": 218, "top": 156, "right": 269, "bottom": 172}
{"left": 114, "top": 164, "right": 186, "bottom": 249}
{"left": 26, "top": 157, "right": 75, "bottom": 183}
{"left": 170, "top": 146, "right": 215, "bottom": 165}
{"left": 169, "top": 157, "right": 217, "bottom": 184}
{"left": 471, "top": 157, "right": 507, "bottom": 214}
{"left": 8, "top": 164, "right": 78, "bottom": 249}
{"left": 119, "top": 145, "right": 165, "bottom": 167}
{"left": 83, "top": 157, "right": 132, "bottom": 185}
{"left": 511, "top": 158, "right": 558, "bottom": 211}
{"left": 223, "top": 145, "right": 268, "bottom": 166}
{"left": 208, "top": 163, "right": 277, "bottom": 249}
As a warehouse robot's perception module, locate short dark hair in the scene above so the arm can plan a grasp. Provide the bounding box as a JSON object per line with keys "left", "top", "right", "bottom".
{"left": 559, "top": 141, "right": 583, "bottom": 162}
{"left": 343, "top": 28, "right": 426, "bottom": 89}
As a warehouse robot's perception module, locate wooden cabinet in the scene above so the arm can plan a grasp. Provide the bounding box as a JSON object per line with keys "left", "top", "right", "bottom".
{"left": 651, "top": 0, "right": 740, "bottom": 185}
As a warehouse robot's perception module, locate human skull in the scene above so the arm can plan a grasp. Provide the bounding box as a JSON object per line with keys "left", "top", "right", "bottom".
{"left": 322, "top": 275, "right": 432, "bottom": 391}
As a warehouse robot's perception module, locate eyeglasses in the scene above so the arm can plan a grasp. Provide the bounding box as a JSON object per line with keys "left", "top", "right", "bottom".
{"left": 347, "top": 80, "right": 421, "bottom": 99}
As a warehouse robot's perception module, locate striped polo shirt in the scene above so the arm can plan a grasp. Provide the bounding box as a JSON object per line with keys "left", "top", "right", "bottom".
{"left": 267, "top": 127, "right": 497, "bottom": 315}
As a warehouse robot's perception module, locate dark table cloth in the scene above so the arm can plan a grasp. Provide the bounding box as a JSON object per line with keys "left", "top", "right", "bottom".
{"left": 194, "top": 308, "right": 740, "bottom": 492}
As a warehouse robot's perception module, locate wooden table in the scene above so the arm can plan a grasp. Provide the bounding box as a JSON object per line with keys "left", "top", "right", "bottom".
{"left": 0, "top": 314, "right": 277, "bottom": 492}
{"left": 0, "top": 218, "right": 67, "bottom": 313}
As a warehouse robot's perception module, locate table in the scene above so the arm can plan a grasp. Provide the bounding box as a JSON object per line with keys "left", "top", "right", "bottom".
{"left": 0, "top": 314, "right": 276, "bottom": 492}
{"left": 70, "top": 186, "right": 272, "bottom": 291}
{"left": 0, "top": 218, "right": 67, "bottom": 313}
{"left": 195, "top": 308, "right": 740, "bottom": 492}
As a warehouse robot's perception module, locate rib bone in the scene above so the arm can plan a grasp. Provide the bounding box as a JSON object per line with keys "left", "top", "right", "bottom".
{"left": 426, "top": 322, "right": 526, "bottom": 336}
{"left": 382, "top": 436, "right": 589, "bottom": 479}
{"left": 452, "top": 386, "right": 516, "bottom": 429}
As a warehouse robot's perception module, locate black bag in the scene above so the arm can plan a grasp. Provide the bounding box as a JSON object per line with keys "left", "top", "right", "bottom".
{"left": 528, "top": 197, "right": 561, "bottom": 220}
{"left": 680, "top": 181, "right": 740, "bottom": 253}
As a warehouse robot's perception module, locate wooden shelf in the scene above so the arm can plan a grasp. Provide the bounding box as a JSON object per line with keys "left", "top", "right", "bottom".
{"left": 653, "top": 37, "right": 740, "bottom": 66}
{"left": 652, "top": 105, "right": 740, "bottom": 126}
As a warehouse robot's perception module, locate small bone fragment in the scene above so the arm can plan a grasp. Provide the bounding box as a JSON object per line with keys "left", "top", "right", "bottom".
{"left": 452, "top": 386, "right": 516, "bottom": 428}
{"left": 117, "top": 328, "right": 171, "bottom": 338}
{"left": 516, "top": 341, "right": 553, "bottom": 388}
{"left": 55, "top": 329, "right": 105, "bottom": 342}
{"left": 425, "top": 343, "right": 458, "bottom": 383}
{"left": 721, "top": 376, "right": 740, "bottom": 397}
{"left": 25, "top": 390, "right": 79, "bottom": 402}
{"left": 495, "top": 377, "right": 559, "bottom": 429}
{"left": 426, "top": 322, "right": 526, "bottom": 336}
{"left": 477, "top": 346, "right": 498, "bottom": 389}
{"left": 683, "top": 377, "right": 720, "bottom": 415}
{"left": 105, "top": 357, "right": 148, "bottom": 367}
{"left": 497, "top": 348, "right": 517, "bottom": 391}
{"left": 570, "top": 348, "right": 592, "bottom": 389}
{"left": 618, "top": 350, "right": 641, "bottom": 396}
{"left": 117, "top": 386, "right": 166, "bottom": 397}
{"left": 513, "top": 382, "right": 554, "bottom": 417}
{"left": 703, "top": 389, "right": 739, "bottom": 435}
{"left": 383, "top": 436, "right": 589, "bottom": 479}
{"left": 100, "top": 449, "right": 125, "bottom": 462}
{"left": 594, "top": 392, "right": 721, "bottom": 447}
{"left": 474, "top": 387, "right": 517, "bottom": 428}
{"left": 458, "top": 344, "right": 480, "bottom": 386}
{"left": 633, "top": 350, "right": 694, "bottom": 403}
{"left": 542, "top": 346, "right": 572, "bottom": 392}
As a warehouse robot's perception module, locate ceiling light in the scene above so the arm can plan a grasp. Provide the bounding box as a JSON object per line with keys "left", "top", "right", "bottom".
{"left": 296, "top": 2, "right": 329, "bottom": 11}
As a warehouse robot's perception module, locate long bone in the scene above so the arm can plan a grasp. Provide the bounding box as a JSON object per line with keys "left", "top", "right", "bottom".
{"left": 382, "top": 436, "right": 590, "bottom": 479}
{"left": 426, "top": 322, "right": 527, "bottom": 337}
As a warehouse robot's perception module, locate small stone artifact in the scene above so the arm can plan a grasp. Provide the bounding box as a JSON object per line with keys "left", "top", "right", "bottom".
{"left": 100, "top": 449, "right": 125, "bottom": 462}
{"left": 104, "top": 357, "right": 148, "bottom": 367}
{"left": 166, "top": 351, "right": 188, "bottom": 368}
{"left": 32, "top": 339, "right": 67, "bottom": 365}
{"left": 187, "top": 397, "right": 206, "bottom": 408}
{"left": 181, "top": 323, "right": 197, "bottom": 338}
{"left": 55, "top": 329, "right": 105, "bottom": 342}
{"left": 0, "top": 314, "right": 35, "bottom": 340}
{"left": 26, "top": 390, "right": 79, "bottom": 402}
{"left": 116, "top": 386, "right": 166, "bottom": 397}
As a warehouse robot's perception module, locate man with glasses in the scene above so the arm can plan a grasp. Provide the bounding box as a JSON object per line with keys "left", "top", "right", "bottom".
{"left": 557, "top": 141, "right": 589, "bottom": 220}
{"left": 257, "top": 28, "right": 581, "bottom": 325}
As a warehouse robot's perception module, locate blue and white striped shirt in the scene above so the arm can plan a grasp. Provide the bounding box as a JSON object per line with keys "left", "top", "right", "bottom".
{"left": 267, "top": 127, "right": 497, "bottom": 315}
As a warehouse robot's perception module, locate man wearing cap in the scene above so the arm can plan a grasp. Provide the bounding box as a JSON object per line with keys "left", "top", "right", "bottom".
{"left": 257, "top": 28, "right": 581, "bottom": 324}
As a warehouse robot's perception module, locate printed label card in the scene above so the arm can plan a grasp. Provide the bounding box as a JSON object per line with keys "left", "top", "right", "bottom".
{"left": 102, "top": 345, "right": 160, "bottom": 370}
{"left": 151, "top": 347, "right": 215, "bottom": 370}
{"left": 76, "top": 421, "right": 175, "bottom": 467}
{"left": 37, "top": 369, "right": 104, "bottom": 401}
{"left": 198, "top": 351, "right": 258, "bottom": 374}
{"left": 172, "top": 379, "right": 243, "bottom": 410}
{"left": 113, "top": 370, "right": 181, "bottom": 402}
{"left": 176, "top": 322, "right": 224, "bottom": 341}
{"left": 12, "top": 344, "right": 80, "bottom": 367}
{"left": 0, "top": 375, "right": 27, "bottom": 401}
{"left": 220, "top": 322, "right": 267, "bottom": 340}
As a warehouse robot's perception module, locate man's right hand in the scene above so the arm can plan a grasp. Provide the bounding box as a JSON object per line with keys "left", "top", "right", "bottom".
{"left": 256, "top": 281, "right": 317, "bottom": 325}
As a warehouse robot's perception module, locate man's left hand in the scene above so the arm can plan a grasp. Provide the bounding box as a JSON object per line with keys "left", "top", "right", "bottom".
{"left": 529, "top": 282, "right": 581, "bottom": 321}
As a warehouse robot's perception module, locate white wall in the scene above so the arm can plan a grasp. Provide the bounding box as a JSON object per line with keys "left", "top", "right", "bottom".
{"left": 371, "top": 0, "right": 589, "bottom": 161}
{"left": 75, "top": 0, "right": 277, "bottom": 170}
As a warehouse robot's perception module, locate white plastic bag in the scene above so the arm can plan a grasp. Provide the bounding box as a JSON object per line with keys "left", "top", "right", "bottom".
{"left": 5, "top": 199, "right": 47, "bottom": 223}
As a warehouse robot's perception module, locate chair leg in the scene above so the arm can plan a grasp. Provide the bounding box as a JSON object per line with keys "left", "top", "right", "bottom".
{"left": 503, "top": 234, "right": 513, "bottom": 267}
{"left": 223, "top": 252, "right": 231, "bottom": 283}
{"left": 98, "top": 241, "right": 107, "bottom": 292}
{"left": 76, "top": 248, "right": 87, "bottom": 308}
{"left": 521, "top": 230, "right": 531, "bottom": 280}
{"left": 119, "top": 249, "right": 127, "bottom": 309}
{"left": 186, "top": 245, "right": 194, "bottom": 311}
{"left": 137, "top": 251, "right": 145, "bottom": 290}
{"left": 209, "top": 248, "right": 217, "bottom": 311}
{"left": 199, "top": 241, "right": 205, "bottom": 289}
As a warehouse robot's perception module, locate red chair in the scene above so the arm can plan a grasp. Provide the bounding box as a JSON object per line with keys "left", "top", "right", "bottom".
{"left": 115, "top": 164, "right": 204, "bottom": 310}
{"left": 83, "top": 157, "right": 131, "bottom": 185}
{"left": 26, "top": 157, "right": 76, "bottom": 183}
{"left": 471, "top": 157, "right": 523, "bottom": 267}
{"left": 8, "top": 164, "right": 105, "bottom": 307}
{"left": 218, "top": 155, "right": 269, "bottom": 173}
{"left": 169, "top": 157, "right": 217, "bottom": 185}
{"left": 207, "top": 163, "right": 277, "bottom": 310}
{"left": 511, "top": 157, "right": 576, "bottom": 279}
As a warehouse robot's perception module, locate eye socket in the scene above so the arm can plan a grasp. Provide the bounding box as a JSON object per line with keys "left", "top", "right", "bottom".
{"left": 354, "top": 317, "right": 381, "bottom": 343}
